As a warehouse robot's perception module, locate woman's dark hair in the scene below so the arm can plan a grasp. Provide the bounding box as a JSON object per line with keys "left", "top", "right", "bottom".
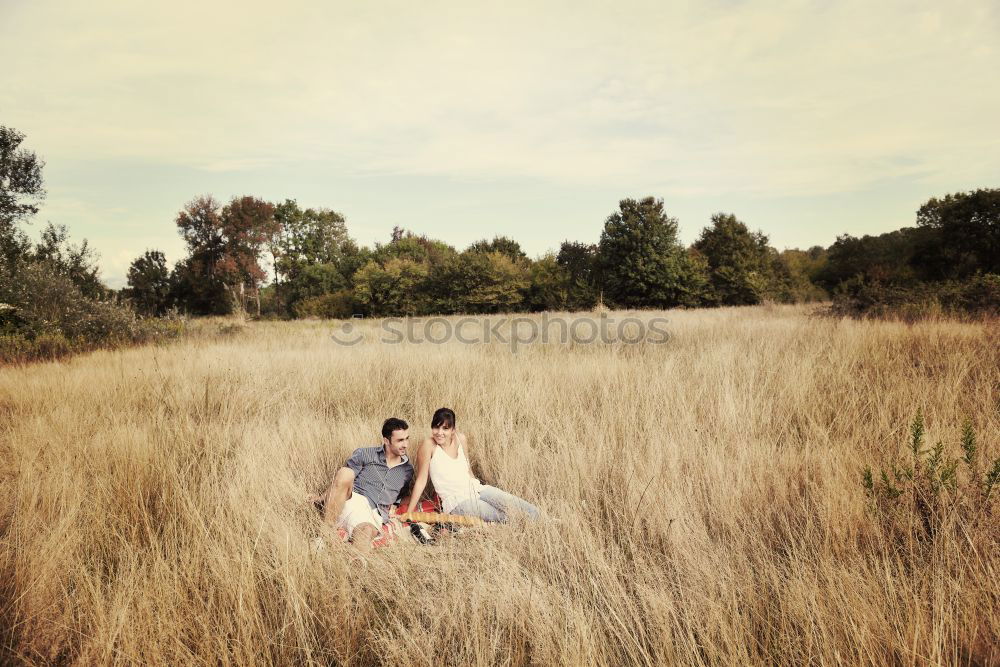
{"left": 431, "top": 407, "right": 456, "bottom": 429}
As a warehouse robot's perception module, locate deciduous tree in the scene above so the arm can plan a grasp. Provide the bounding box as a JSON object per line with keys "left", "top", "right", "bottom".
{"left": 597, "top": 197, "right": 693, "bottom": 309}
{"left": 468, "top": 236, "right": 527, "bottom": 263}
{"left": 174, "top": 195, "right": 277, "bottom": 314}
{"left": 353, "top": 258, "right": 430, "bottom": 316}
{"left": 556, "top": 241, "right": 600, "bottom": 310}
{"left": 126, "top": 250, "right": 171, "bottom": 316}
{"left": 693, "top": 213, "right": 778, "bottom": 305}
{"left": 916, "top": 188, "right": 1000, "bottom": 278}
{"left": 0, "top": 125, "right": 45, "bottom": 231}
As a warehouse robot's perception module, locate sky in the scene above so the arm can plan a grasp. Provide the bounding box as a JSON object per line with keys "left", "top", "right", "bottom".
{"left": 2, "top": 0, "right": 998, "bottom": 288}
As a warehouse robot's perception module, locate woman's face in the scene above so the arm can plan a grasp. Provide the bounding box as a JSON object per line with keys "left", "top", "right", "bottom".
{"left": 431, "top": 422, "right": 453, "bottom": 445}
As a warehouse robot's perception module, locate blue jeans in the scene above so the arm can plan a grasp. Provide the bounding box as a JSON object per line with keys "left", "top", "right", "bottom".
{"left": 452, "top": 485, "right": 540, "bottom": 522}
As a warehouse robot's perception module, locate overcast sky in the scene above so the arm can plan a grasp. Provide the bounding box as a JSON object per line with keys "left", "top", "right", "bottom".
{"left": 2, "top": 0, "right": 998, "bottom": 287}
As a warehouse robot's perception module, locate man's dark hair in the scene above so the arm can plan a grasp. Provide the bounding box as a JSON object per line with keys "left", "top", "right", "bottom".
{"left": 431, "top": 407, "right": 455, "bottom": 430}
{"left": 382, "top": 417, "right": 409, "bottom": 439}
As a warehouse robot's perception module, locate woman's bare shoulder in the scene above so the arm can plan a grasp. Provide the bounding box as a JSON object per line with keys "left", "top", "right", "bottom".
{"left": 417, "top": 438, "right": 436, "bottom": 457}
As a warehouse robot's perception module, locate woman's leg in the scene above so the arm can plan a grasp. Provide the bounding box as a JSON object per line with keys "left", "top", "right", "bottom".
{"left": 477, "top": 485, "right": 541, "bottom": 520}
{"left": 451, "top": 497, "right": 505, "bottom": 523}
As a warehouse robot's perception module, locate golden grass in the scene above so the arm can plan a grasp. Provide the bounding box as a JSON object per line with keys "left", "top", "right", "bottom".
{"left": 1, "top": 305, "right": 998, "bottom": 665}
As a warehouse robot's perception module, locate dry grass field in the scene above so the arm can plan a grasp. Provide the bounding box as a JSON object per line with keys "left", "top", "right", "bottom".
{"left": 1, "top": 304, "right": 998, "bottom": 665}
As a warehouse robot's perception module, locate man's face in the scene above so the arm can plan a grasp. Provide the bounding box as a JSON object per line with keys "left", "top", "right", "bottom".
{"left": 383, "top": 428, "right": 410, "bottom": 458}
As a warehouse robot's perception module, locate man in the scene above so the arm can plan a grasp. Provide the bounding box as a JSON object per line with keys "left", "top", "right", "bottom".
{"left": 315, "top": 417, "right": 414, "bottom": 551}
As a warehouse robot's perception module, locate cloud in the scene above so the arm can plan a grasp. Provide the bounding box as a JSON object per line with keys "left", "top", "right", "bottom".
{"left": 2, "top": 0, "right": 998, "bottom": 284}
{"left": 197, "top": 158, "right": 278, "bottom": 173}
{"left": 3, "top": 0, "right": 998, "bottom": 198}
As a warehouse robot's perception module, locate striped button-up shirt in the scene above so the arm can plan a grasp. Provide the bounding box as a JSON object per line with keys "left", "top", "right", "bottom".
{"left": 346, "top": 446, "right": 414, "bottom": 524}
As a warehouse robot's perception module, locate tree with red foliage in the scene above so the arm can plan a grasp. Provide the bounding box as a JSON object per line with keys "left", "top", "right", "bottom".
{"left": 174, "top": 195, "right": 278, "bottom": 315}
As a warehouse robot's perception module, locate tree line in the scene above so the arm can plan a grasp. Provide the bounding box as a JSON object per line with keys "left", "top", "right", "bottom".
{"left": 137, "top": 187, "right": 999, "bottom": 320}
{"left": 126, "top": 195, "right": 833, "bottom": 319}
{"left": 3, "top": 123, "right": 998, "bottom": 359}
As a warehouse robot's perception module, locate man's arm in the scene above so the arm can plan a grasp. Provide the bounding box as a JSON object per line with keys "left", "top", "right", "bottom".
{"left": 392, "top": 463, "right": 417, "bottom": 512}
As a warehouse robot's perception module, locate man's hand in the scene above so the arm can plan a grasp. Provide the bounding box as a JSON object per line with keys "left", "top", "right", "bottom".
{"left": 392, "top": 498, "right": 410, "bottom": 515}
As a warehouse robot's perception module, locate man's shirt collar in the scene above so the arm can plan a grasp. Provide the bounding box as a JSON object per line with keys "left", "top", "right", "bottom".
{"left": 377, "top": 445, "right": 409, "bottom": 467}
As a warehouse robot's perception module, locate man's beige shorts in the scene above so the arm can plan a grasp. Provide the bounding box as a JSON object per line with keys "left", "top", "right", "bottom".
{"left": 337, "top": 493, "right": 382, "bottom": 536}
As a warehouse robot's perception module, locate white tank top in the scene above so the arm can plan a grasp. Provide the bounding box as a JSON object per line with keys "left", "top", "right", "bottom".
{"left": 429, "top": 443, "right": 482, "bottom": 513}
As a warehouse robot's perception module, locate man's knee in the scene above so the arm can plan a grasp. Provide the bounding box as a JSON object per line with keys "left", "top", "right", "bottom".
{"left": 333, "top": 467, "right": 355, "bottom": 489}
{"left": 351, "top": 522, "right": 379, "bottom": 544}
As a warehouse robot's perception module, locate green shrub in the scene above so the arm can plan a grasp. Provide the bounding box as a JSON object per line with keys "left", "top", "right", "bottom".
{"left": 0, "top": 334, "right": 30, "bottom": 363}
{"left": 3, "top": 262, "right": 136, "bottom": 341}
{"left": 0, "top": 263, "right": 186, "bottom": 363}
{"left": 292, "top": 289, "right": 357, "bottom": 319}
{"left": 133, "top": 311, "right": 187, "bottom": 344}
{"left": 0, "top": 332, "right": 72, "bottom": 363}
{"left": 832, "top": 274, "right": 1000, "bottom": 320}
{"left": 862, "top": 409, "right": 999, "bottom": 545}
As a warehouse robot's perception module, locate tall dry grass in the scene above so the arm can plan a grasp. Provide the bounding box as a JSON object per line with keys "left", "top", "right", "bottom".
{"left": 1, "top": 305, "right": 997, "bottom": 665}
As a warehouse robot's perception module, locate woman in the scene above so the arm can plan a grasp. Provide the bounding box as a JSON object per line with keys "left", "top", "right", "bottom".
{"left": 405, "top": 407, "right": 540, "bottom": 522}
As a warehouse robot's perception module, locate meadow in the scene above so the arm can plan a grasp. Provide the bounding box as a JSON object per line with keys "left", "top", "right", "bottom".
{"left": 1, "top": 304, "right": 997, "bottom": 665}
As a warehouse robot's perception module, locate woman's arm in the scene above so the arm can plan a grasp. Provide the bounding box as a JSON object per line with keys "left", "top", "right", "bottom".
{"left": 405, "top": 439, "right": 435, "bottom": 513}
{"left": 457, "top": 432, "right": 477, "bottom": 480}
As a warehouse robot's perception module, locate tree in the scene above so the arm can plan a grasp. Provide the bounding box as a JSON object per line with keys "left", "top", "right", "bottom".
{"left": 777, "top": 247, "right": 829, "bottom": 302}
{"left": 0, "top": 222, "right": 30, "bottom": 273}
{"left": 422, "top": 251, "right": 529, "bottom": 314}
{"left": 468, "top": 236, "right": 527, "bottom": 263}
{"left": 1, "top": 127, "right": 43, "bottom": 274}
{"left": 597, "top": 197, "right": 693, "bottom": 309}
{"left": 678, "top": 247, "right": 714, "bottom": 307}
{"left": 168, "top": 257, "right": 226, "bottom": 315}
{"left": 218, "top": 196, "right": 278, "bottom": 314}
{"left": 454, "top": 251, "right": 528, "bottom": 313}
{"left": 272, "top": 200, "right": 354, "bottom": 316}
{"left": 0, "top": 126, "right": 45, "bottom": 231}
{"left": 692, "top": 213, "right": 779, "bottom": 305}
{"left": 814, "top": 228, "right": 928, "bottom": 290}
{"left": 126, "top": 250, "right": 171, "bottom": 316}
{"left": 525, "top": 253, "right": 569, "bottom": 312}
{"left": 285, "top": 262, "right": 347, "bottom": 308}
{"left": 353, "top": 258, "right": 430, "bottom": 316}
{"left": 336, "top": 239, "right": 373, "bottom": 287}
{"left": 176, "top": 196, "right": 225, "bottom": 273}
{"left": 32, "top": 223, "right": 105, "bottom": 299}
{"left": 556, "top": 241, "right": 600, "bottom": 310}
{"left": 915, "top": 188, "right": 1000, "bottom": 279}
{"left": 373, "top": 232, "right": 457, "bottom": 266}
{"left": 174, "top": 195, "right": 277, "bottom": 315}
{"left": 174, "top": 196, "right": 229, "bottom": 314}
{"left": 273, "top": 200, "right": 350, "bottom": 271}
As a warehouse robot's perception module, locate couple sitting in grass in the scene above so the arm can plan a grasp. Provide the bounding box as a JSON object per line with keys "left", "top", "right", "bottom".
{"left": 311, "top": 408, "right": 540, "bottom": 551}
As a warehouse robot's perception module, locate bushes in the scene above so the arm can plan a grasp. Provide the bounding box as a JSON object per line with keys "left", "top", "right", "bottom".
{"left": 862, "top": 410, "right": 999, "bottom": 546}
{"left": 831, "top": 273, "right": 1000, "bottom": 320}
{"left": 0, "top": 332, "right": 72, "bottom": 363}
{"left": 292, "top": 289, "right": 356, "bottom": 319}
{"left": 4, "top": 262, "right": 134, "bottom": 340}
{"left": 0, "top": 262, "right": 185, "bottom": 364}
